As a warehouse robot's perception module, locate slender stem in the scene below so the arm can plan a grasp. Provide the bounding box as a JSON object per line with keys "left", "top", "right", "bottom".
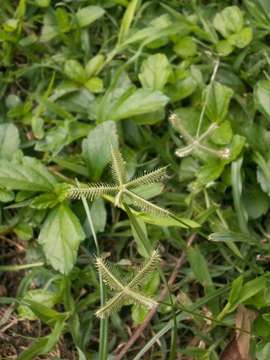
{"left": 175, "top": 143, "right": 195, "bottom": 158}
{"left": 198, "top": 123, "right": 218, "bottom": 142}
{"left": 170, "top": 113, "right": 194, "bottom": 143}
{"left": 197, "top": 143, "right": 229, "bottom": 159}
{"left": 196, "top": 59, "right": 220, "bottom": 138}
{"left": 76, "top": 180, "right": 108, "bottom": 360}
{"left": 0, "top": 262, "right": 44, "bottom": 271}
{"left": 124, "top": 188, "right": 171, "bottom": 216}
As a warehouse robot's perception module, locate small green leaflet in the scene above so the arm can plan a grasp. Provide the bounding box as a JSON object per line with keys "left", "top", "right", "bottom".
{"left": 38, "top": 203, "right": 85, "bottom": 274}
{"left": 0, "top": 157, "right": 56, "bottom": 192}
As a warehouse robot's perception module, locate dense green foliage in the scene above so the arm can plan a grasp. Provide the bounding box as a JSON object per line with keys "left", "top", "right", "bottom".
{"left": 2, "top": 0, "right": 270, "bottom": 359}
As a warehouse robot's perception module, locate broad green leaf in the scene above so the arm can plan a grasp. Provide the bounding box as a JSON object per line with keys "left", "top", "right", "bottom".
{"left": 139, "top": 54, "right": 171, "bottom": 91}
{"left": 208, "top": 231, "right": 246, "bottom": 258}
{"left": 187, "top": 246, "right": 218, "bottom": 313}
{"left": 55, "top": 8, "right": 71, "bottom": 33}
{"left": 221, "top": 276, "right": 266, "bottom": 316}
{"left": 246, "top": 286, "right": 270, "bottom": 309}
{"left": 132, "top": 183, "right": 164, "bottom": 200}
{"left": 236, "top": 277, "right": 267, "bottom": 308}
{"left": 14, "top": 223, "right": 33, "bottom": 241}
{"left": 90, "top": 198, "right": 107, "bottom": 234}
{"left": 93, "top": 74, "right": 132, "bottom": 121}
{"left": 18, "top": 289, "right": 59, "bottom": 320}
{"left": 85, "top": 54, "right": 105, "bottom": 77}
{"left": 216, "top": 40, "right": 234, "bottom": 56}
{"left": 35, "top": 0, "right": 50, "bottom": 7}
{"left": 132, "top": 272, "right": 159, "bottom": 325}
{"left": 167, "top": 75, "right": 198, "bottom": 102}
{"left": 173, "top": 36, "right": 198, "bottom": 58}
{"left": 122, "top": 15, "right": 175, "bottom": 46}
{"left": 226, "top": 134, "right": 246, "bottom": 162}
{"left": 0, "top": 123, "right": 20, "bottom": 159}
{"left": 21, "top": 299, "right": 68, "bottom": 324}
{"left": 174, "top": 107, "right": 200, "bottom": 136}
{"left": 257, "top": 0, "right": 270, "bottom": 15}
{"left": 131, "top": 215, "right": 150, "bottom": 258}
{"left": 131, "top": 109, "right": 165, "bottom": 125}
{"left": 244, "top": 0, "right": 270, "bottom": 25}
{"left": 4, "top": 19, "right": 19, "bottom": 32}
{"left": 213, "top": 6, "right": 244, "bottom": 38}
{"left": 254, "top": 80, "right": 270, "bottom": 121}
{"left": 35, "top": 120, "right": 90, "bottom": 155}
{"left": 53, "top": 157, "right": 88, "bottom": 177}
{"left": 254, "top": 317, "right": 270, "bottom": 338}
{"left": 118, "top": 0, "right": 140, "bottom": 44}
{"left": 32, "top": 121, "right": 61, "bottom": 151}
{"left": 205, "top": 82, "right": 234, "bottom": 123}
{"left": 179, "top": 157, "right": 199, "bottom": 182}
{"left": 254, "top": 152, "right": 270, "bottom": 196}
{"left": 218, "top": 275, "right": 243, "bottom": 319}
{"left": 64, "top": 60, "right": 87, "bottom": 84}
{"left": 209, "top": 231, "right": 256, "bottom": 245}
{"left": 228, "top": 27, "right": 253, "bottom": 48}
{"left": 40, "top": 12, "right": 58, "bottom": 42}
{"left": 258, "top": 0, "right": 270, "bottom": 14}
{"left": 187, "top": 246, "right": 213, "bottom": 290}
{"left": 75, "top": 6, "right": 105, "bottom": 28}
{"left": 196, "top": 159, "right": 225, "bottom": 185}
{"left": 256, "top": 343, "right": 270, "bottom": 360}
{"left": 110, "top": 89, "right": 169, "bottom": 121}
{"left": 16, "top": 0, "right": 26, "bottom": 18}
{"left": 85, "top": 77, "right": 104, "bottom": 93}
{"left": 210, "top": 120, "right": 233, "bottom": 145}
{"left": 38, "top": 203, "right": 85, "bottom": 274}
{"left": 242, "top": 187, "right": 269, "bottom": 219}
{"left": 31, "top": 116, "right": 44, "bottom": 139}
{"left": 132, "top": 305, "right": 148, "bottom": 326}
{"left": 82, "top": 120, "right": 119, "bottom": 180}
{"left": 0, "top": 188, "right": 14, "bottom": 202}
{"left": 30, "top": 183, "right": 69, "bottom": 210}
{"left": 125, "top": 204, "right": 151, "bottom": 257}
{"left": 0, "top": 157, "right": 56, "bottom": 192}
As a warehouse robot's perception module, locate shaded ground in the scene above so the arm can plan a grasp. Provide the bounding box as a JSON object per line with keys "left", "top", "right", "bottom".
{"left": 0, "top": 235, "right": 75, "bottom": 359}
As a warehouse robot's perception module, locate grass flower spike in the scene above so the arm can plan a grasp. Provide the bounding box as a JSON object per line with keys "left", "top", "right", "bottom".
{"left": 95, "top": 249, "right": 161, "bottom": 319}
{"left": 68, "top": 148, "right": 170, "bottom": 216}
{"left": 170, "top": 113, "right": 230, "bottom": 160}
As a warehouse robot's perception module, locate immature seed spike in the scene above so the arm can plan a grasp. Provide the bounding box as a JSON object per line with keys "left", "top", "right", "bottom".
{"left": 95, "top": 250, "right": 161, "bottom": 319}
{"left": 169, "top": 113, "right": 194, "bottom": 143}
{"left": 128, "top": 249, "right": 161, "bottom": 289}
{"left": 95, "top": 286, "right": 158, "bottom": 319}
{"left": 124, "top": 189, "right": 171, "bottom": 217}
{"left": 68, "top": 183, "right": 118, "bottom": 200}
{"left": 111, "top": 147, "right": 126, "bottom": 186}
{"left": 126, "top": 166, "right": 168, "bottom": 188}
{"left": 95, "top": 257, "right": 124, "bottom": 291}
{"left": 198, "top": 123, "right": 219, "bottom": 141}
{"left": 124, "top": 289, "right": 158, "bottom": 309}
{"left": 175, "top": 144, "right": 195, "bottom": 158}
{"left": 95, "top": 293, "right": 128, "bottom": 319}
{"left": 198, "top": 144, "right": 231, "bottom": 159}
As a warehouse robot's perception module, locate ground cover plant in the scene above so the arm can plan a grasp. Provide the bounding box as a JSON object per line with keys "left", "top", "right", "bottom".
{"left": 2, "top": 0, "right": 270, "bottom": 359}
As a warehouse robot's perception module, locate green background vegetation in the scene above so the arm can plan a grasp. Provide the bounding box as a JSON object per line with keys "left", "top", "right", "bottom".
{"left": 1, "top": 0, "right": 270, "bottom": 359}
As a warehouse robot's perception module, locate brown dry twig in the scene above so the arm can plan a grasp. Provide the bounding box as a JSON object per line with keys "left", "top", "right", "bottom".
{"left": 115, "top": 233, "right": 197, "bottom": 359}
